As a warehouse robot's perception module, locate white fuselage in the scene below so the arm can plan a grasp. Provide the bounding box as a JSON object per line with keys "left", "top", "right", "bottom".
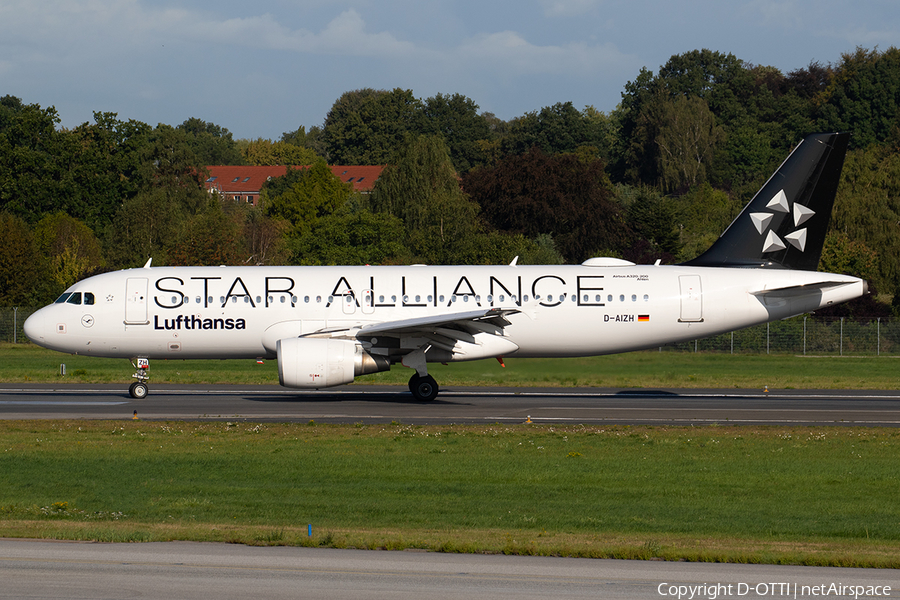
{"left": 24, "top": 263, "right": 865, "bottom": 362}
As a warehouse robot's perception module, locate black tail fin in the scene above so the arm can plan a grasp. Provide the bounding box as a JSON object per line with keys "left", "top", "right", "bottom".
{"left": 683, "top": 132, "right": 850, "bottom": 270}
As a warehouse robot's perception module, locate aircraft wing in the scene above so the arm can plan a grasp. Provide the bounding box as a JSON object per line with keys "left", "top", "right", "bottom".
{"left": 301, "top": 307, "right": 522, "bottom": 360}
{"left": 357, "top": 307, "right": 520, "bottom": 337}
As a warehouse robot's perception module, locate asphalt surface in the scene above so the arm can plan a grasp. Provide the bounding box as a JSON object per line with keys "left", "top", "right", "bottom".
{"left": 1, "top": 540, "right": 898, "bottom": 600}
{"left": 2, "top": 383, "right": 900, "bottom": 425}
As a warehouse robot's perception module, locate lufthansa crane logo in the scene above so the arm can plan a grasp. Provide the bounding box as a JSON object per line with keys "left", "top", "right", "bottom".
{"left": 750, "top": 189, "right": 815, "bottom": 254}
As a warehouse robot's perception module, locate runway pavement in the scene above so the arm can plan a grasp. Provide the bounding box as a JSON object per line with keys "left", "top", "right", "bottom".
{"left": 2, "top": 383, "right": 900, "bottom": 425}
{"left": 1, "top": 540, "right": 898, "bottom": 600}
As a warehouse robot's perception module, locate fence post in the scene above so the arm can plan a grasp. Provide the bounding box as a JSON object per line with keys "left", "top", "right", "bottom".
{"left": 840, "top": 317, "right": 844, "bottom": 357}
{"left": 877, "top": 317, "right": 881, "bottom": 356}
{"left": 766, "top": 322, "right": 770, "bottom": 355}
{"left": 13, "top": 307, "right": 17, "bottom": 344}
{"left": 803, "top": 316, "right": 807, "bottom": 356}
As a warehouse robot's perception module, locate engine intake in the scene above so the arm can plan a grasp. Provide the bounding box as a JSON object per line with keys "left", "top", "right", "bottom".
{"left": 277, "top": 337, "right": 390, "bottom": 389}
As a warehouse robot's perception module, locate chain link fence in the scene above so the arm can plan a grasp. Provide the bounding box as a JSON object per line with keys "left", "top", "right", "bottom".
{"left": 2, "top": 307, "right": 899, "bottom": 355}
{"left": 0, "top": 307, "right": 40, "bottom": 344}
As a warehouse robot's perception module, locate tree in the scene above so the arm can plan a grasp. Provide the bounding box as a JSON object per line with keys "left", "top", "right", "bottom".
{"left": 654, "top": 95, "right": 725, "bottom": 191}
{"left": 168, "top": 198, "right": 247, "bottom": 266}
{"left": 291, "top": 208, "right": 407, "bottom": 265}
{"left": 0, "top": 212, "right": 43, "bottom": 304}
{"left": 816, "top": 47, "right": 900, "bottom": 148}
{"left": 616, "top": 185, "right": 680, "bottom": 262}
{"left": 463, "top": 147, "right": 623, "bottom": 263}
{"left": 32, "top": 213, "right": 104, "bottom": 292}
{"left": 242, "top": 139, "right": 319, "bottom": 166}
{"left": 177, "top": 118, "right": 243, "bottom": 165}
{"left": 422, "top": 93, "right": 492, "bottom": 172}
{"left": 322, "top": 88, "right": 426, "bottom": 164}
{"left": 370, "top": 135, "right": 482, "bottom": 264}
{"left": 829, "top": 144, "right": 900, "bottom": 295}
{"left": 281, "top": 125, "right": 326, "bottom": 158}
{"left": 104, "top": 188, "right": 186, "bottom": 268}
{"left": 264, "top": 161, "right": 354, "bottom": 237}
{"left": 501, "top": 102, "right": 610, "bottom": 158}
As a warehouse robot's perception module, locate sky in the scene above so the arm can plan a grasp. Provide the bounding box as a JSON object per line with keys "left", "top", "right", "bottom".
{"left": 1, "top": 0, "right": 898, "bottom": 140}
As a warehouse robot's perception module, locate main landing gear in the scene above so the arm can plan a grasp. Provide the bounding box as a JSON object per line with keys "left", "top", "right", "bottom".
{"left": 129, "top": 358, "right": 149, "bottom": 399}
{"left": 408, "top": 373, "right": 439, "bottom": 402}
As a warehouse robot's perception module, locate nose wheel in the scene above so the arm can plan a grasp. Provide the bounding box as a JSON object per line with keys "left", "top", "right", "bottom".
{"left": 129, "top": 358, "right": 150, "bottom": 399}
{"left": 408, "top": 374, "right": 439, "bottom": 402}
{"left": 129, "top": 381, "right": 148, "bottom": 399}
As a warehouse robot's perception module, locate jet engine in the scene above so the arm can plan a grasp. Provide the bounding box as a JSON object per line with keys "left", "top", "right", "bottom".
{"left": 276, "top": 337, "right": 390, "bottom": 389}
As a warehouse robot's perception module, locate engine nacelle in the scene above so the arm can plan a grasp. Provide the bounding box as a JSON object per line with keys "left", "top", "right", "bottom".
{"left": 277, "top": 337, "right": 390, "bottom": 389}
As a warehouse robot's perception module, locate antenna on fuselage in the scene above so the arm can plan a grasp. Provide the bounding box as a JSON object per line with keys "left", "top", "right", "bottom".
{"left": 143, "top": 258, "right": 152, "bottom": 269}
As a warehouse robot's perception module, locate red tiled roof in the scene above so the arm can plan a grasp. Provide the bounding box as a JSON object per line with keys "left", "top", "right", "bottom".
{"left": 205, "top": 165, "right": 383, "bottom": 194}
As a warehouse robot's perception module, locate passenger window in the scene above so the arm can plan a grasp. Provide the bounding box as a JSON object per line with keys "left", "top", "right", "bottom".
{"left": 84, "top": 292, "right": 95, "bottom": 305}
{"left": 66, "top": 292, "right": 82, "bottom": 305}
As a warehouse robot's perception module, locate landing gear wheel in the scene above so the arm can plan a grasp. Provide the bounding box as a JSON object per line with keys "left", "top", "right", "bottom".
{"left": 409, "top": 374, "right": 439, "bottom": 402}
{"left": 129, "top": 381, "right": 148, "bottom": 399}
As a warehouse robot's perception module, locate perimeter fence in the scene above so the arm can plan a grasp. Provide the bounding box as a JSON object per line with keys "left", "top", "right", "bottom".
{"left": 2, "top": 307, "right": 899, "bottom": 356}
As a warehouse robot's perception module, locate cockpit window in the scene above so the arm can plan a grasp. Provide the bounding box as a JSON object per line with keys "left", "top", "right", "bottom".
{"left": 84, "top": 292, "right": 95, "bottom": 305}
{"left": 55, "top": 293, "right": 72, "bottom": 304}
{"left": 66, "top": 292, "right": 82, "bottom": 305}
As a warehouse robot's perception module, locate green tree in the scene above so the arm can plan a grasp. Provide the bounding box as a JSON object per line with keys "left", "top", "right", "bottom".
{"left": 816, "top": 47, "right": 900, "bottom": 148}
{"left": 674, "top": 183, "right": 742, "bottom": 262}
{"left": 0, "top": 212, "right": 43, "bottom": 304}
{"left": 615, "top": 185, "right": 680, "bottom": 261}
{"left": 177, "top": 118, "right": 244, "bottom": 165}
{"left": 501, "top": 102, "right": 610, "bottom": 158}
{"left": 242, "top": 139, "right": 319, "bottom": 166}
{"left": 281, "top": 125, "right": 327, "bottom": 158}
{"left": 422, "top": 93, "right": 492, "bottom": 172}
{"left": 829, "top": 144, "right": 900, "bottom": 295}
{"left": 654, "top": 95, "right": 725, "bottom": 191}
{"left": 370, "top": 135, "right": 482, "bottom": 264}
{"left": 322, "top": 88, "right": 426, "bottom": 164}
{"left": 104, "top": 188, "right": 185, "bottom": 268}
{"left": 32, "top": 213, "right": 104, "bottom": 292}
{"left": 264, "top": 161, "right": 354, "bottom": 237}
{"left": 292, "top": 208, "right": 407, "bottom": 265}
{"left": 168, "top": 198, "right": 248, "bottom": 266}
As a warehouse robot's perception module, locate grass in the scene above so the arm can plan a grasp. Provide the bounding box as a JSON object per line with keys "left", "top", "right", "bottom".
{"left": 2, "top": 342, "right": 900, "bottom": 389}
{"left": 1, "top": 420, "right": 899, "bottom": 567}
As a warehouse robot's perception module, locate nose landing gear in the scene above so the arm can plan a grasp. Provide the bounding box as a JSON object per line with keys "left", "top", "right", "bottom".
{"left": 129, "top": 358, "right": 149, "bottom": 399}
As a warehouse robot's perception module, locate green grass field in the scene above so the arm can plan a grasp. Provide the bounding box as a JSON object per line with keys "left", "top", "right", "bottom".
{"left": 2, "top": 343, "right": 899, "bottom": 566}
{"left": 2, "top": 342, "right": 899, "bottom": 389}
{"left": 1, "top": 421, "right": 898, "bottom": 567}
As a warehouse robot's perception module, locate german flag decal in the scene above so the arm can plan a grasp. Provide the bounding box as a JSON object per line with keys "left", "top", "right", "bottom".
{"left": 638, "top": 315, "right": 650, "bottom": 322}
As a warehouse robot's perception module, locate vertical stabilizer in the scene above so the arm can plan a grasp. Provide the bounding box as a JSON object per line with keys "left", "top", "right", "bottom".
{"left": 683, "top": 132, "right": 850, "bottom": 270}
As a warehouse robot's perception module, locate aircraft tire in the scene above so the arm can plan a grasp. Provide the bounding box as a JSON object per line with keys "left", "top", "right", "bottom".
{"left": 409, "top": 374, "right": 439, "bottom": 402}
{"left": 129, "top": 381, "right": 148, "bottom": 399}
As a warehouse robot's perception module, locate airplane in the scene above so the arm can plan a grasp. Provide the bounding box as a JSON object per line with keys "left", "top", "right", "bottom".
{"left": 24, "top": 132, "right": 866, "bottom": 402}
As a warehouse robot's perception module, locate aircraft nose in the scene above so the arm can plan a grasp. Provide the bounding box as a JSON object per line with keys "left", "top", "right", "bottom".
{"left": 24, "top": 308, "right": 49, "bottom": 345}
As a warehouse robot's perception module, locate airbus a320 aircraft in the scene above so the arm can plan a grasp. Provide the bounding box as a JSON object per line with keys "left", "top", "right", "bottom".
{"left": 25, "top": 132, "right": 866, "bottom": 401}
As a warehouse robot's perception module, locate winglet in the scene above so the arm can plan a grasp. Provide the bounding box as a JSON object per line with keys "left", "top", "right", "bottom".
{"left": 682, "top": 132, "right": 850, "bottom": 270}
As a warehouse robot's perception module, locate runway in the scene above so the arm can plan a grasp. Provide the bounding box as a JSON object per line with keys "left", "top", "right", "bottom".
{"left": 1, "top": 540, "right": 897, "bottom": 600}
{"left": 2, "top": 383, "right": 900, "bottom": 425}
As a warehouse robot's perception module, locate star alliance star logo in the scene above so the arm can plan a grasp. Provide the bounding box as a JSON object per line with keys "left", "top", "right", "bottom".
{"left": 749, "top": 189, "right": 814, "bottom": 253}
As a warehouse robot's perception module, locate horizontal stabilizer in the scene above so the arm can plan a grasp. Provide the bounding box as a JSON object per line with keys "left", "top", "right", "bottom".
{"left": 750, "top": 281, "right": 864, "bottom": 299}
